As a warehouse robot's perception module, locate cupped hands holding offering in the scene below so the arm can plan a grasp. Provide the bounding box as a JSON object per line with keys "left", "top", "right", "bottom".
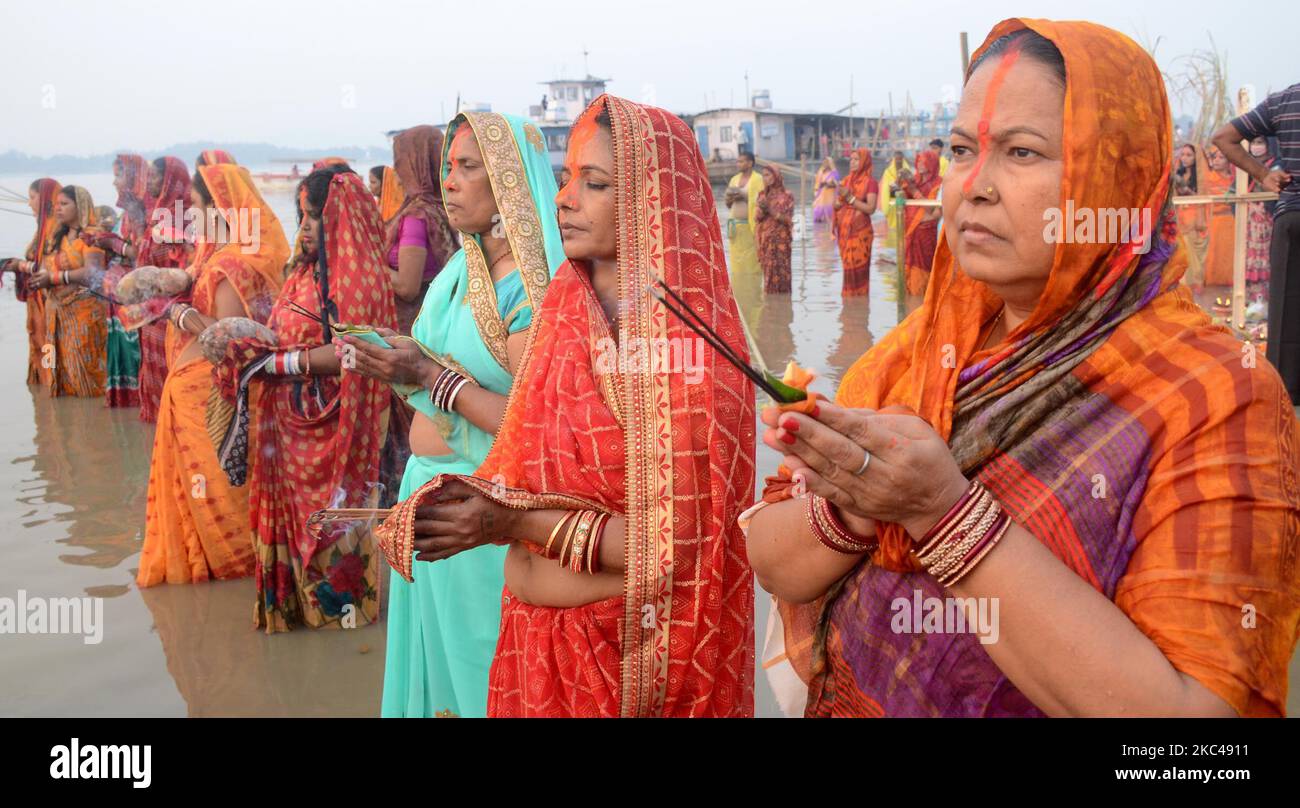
{"left": 335, "top": 326, "right": 446, "bottom": 388}
{"left": 760, "top": 401, "right": 969, "bottom": 540}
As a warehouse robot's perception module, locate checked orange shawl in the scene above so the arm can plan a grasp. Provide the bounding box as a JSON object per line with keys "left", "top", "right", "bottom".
{"left": 379, "top": 95, "right": 757, "bottom": 717}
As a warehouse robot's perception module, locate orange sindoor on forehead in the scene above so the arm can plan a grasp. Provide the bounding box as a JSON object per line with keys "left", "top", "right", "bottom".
{"left": 448, "top": 125, "right": 475, "bottom": 161}
{"left": 565, "top": 114, "right": 601, "bottom": 174}
{"left": 962, "top": 42, "right": 1024, "bottom": 197}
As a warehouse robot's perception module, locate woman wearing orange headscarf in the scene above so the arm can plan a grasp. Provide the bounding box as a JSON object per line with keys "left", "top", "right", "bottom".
{"left": 377, "top": 165, "right": 405, "bottom": 224}
{"left": 1203, "top": 143, "right": 1238, "bottom": 287}
{"left": 375, "top": 96, "right": 757, "bottom": 717}
{"left": 2, "top": 178, "right": 60, "bottom": 386}
{"left": 211, "top": 167, "right": 395, "bottom": 631}
{"left": 832, "top": 148, "right": 878, "bottom": 296}
{"left": 137, "top": 163, "right": 288, "bottom": 587}
{"left": 746, "top": 19, "right": 1299, "bottom": 717}
{"left": 28, "top": 185, "right": 108, "bottom": 398}
{"left": 900, "top": 148, "right": 944, "bottom": 295}
{"left": 197, "top": 149, "right": 237, "bottom": 168}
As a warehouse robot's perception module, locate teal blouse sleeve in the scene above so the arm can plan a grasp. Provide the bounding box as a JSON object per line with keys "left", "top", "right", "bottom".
{"left": 496, "top": 270, "right": 533, "bottom": 335}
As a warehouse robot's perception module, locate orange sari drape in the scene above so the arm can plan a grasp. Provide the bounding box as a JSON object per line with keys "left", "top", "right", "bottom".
{"left": 1202, "top": 161, "right": 1237, "bottom": 286}
{"left": 22, "top": 178, "right": 60, "bottom": 386}
{"left": 42, "top": 228, "right": 108, "bottom": 397}
{"left": 138, "top": 164, "right": 288, "bottom": 587}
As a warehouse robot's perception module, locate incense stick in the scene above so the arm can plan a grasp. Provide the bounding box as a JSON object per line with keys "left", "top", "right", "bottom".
{"left": 648, "top": 284, "right": 786, "bottom": 401}
{"left": 653, "top": 279, "right": 752, "bottom": 371}
{"left": 281, "top": 299, "right": 327, "bottom": 325}
{"left": 307, "top": 508, "right": 392, "bottom": 525}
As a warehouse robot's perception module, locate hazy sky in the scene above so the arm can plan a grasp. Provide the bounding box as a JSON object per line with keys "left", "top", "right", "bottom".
{"left": 5, "top": 0, "right": 1297, "bottom": 156}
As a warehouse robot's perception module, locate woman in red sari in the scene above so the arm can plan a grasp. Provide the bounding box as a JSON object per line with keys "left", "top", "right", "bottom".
{"left": 213, "top": 167, "right": 395, "bottom": 631}
{"left": 832, "top": 148, "right": 878, "bottom": 296}
{"left": 120, "top": 156, "right": 195, "bottom": 422}
{"left": 900, "top": 148, "right": 943, "bottom": 295}
{"left": 754, "top": 163, "right": 794, "bottom": 293}
{"left": 2, "top": 178, "right": 60, "bottom": 386}
{"left": 376, "top": 95, "right": 757, "bottom": 717}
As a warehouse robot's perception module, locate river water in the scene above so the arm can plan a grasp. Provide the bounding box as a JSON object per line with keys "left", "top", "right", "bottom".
{"left": 0, "top": 171, "right": 1292, "bottom": 717}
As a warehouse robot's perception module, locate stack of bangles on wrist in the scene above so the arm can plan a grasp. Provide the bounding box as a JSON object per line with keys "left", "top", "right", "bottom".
{"left": 266, "top": 350, "right": 313, "bottom": 375}
{"left": 171, "top": 303, "right": 196, "bottom": 330}
{"left": 542, "top": 509, "right": 611, "bottom": 574}
{"left": 429, "top": 367, "right": 470, "bottom": 412}
{"left": 806, "top": 494, "right": 878, "bottom": 555}
{"left": 915, "top": 479, "right": 1012, "bottom": 587}
{"left": 49, "top": 267, "right": 63, "bottom": 286}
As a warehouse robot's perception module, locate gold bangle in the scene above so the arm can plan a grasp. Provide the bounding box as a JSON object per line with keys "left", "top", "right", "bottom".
{"left": 929, "top": 500, "right": 1000, "bottom": 581}
{"left": 943, "top": 515, "right": 1012, "bottom": 587}
{"left": 557, "top": 510, "right": 583, "bottom": 568}
{"left": 586, "top": 512, "right": 608, "bottom": 574}
{"left": 917, "top": 487, "right": 988, "bottom": 567}
{"left": 918, "top": 496, "right": 988, "bottom": 575}
{"left": 569, "top": 511, "right": 598, "bottom": 573}
{"left": 545, "top": 511, "right": 575, "bottom": 558}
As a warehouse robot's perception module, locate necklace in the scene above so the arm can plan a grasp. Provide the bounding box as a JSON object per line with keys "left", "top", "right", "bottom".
{"left": 979, "top": 307, "right": 1006, "bottom": 352}
{"left": 486, "top": 246, "right": 512, "bottom": 272}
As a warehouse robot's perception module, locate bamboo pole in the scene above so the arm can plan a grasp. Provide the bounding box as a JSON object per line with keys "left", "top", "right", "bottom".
{"left": 895, "top": 195, "right": 908, "bottom": 324}
{"left": 1231, "top": 86, "right": 1251, "bottom": 331}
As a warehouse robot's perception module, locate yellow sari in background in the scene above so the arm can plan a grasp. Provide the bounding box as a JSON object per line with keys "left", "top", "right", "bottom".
{"left": 138, "top": 164, "right": 288, "bottom": 588}
{"left": 727, "top": 168, "right": 764, "bottom": 276}
{"left": 41, "top": 186, "right": 107, "bottom": 398}
{"left": 879, "top": 156, "right": 912, "bottom": 249}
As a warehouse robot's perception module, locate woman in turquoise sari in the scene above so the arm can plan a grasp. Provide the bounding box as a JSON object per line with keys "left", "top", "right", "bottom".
{"left": 341, "top": 112, "right": 565, "bottom": 717}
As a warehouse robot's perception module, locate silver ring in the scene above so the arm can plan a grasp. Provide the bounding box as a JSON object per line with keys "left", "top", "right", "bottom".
{"left": 853, "top": 450, "right": 872, "bottom": 476}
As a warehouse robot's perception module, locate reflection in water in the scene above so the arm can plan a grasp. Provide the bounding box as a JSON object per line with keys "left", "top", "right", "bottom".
{"left": 139, "top": 580, "right": 384, "bottom": 717}
{"left": 27, "top": 393, "right": 150, "bottom": 574}
{"left": 723, "top": 200, "right": 897, "bottom": 398}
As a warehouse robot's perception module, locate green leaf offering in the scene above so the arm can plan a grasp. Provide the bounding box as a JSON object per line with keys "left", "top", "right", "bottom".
{"left": 764, "top": 371, "right": 808, "bottom": 404}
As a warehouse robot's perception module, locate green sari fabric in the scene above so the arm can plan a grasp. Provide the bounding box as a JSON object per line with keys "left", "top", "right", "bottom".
{"left": 381, "top": 112, "right": 565, "bottom": 717}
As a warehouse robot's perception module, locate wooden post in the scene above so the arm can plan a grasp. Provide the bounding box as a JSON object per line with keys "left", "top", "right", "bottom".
{"left": 960, "top": 32, "right": 970, "bottom": 79}
{"left": 800, "top": 153, "right": 808, "bottom": 270}
{"left": 1231, "top": 86, "right": 1252, "bottom": 331}
{"left": 896, "top": 196, "right": 908, "bottom": 324}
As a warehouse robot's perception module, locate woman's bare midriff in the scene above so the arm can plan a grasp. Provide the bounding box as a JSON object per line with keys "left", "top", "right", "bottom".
{"left": 174, "top": 339, "right": 204, "bottom": 368}
{"left": 408, "top": 410, "right": 453, "bottom": 457}
{"left": 504, "top": 543, "right": 622, "bottom": 607}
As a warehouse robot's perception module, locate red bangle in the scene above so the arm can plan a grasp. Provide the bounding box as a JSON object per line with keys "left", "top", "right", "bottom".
{"left": 916, "top": 479, "right": 980, "bottom": 554}
{"left": 807, "top": 495, "right": 876, "bottom": 555}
